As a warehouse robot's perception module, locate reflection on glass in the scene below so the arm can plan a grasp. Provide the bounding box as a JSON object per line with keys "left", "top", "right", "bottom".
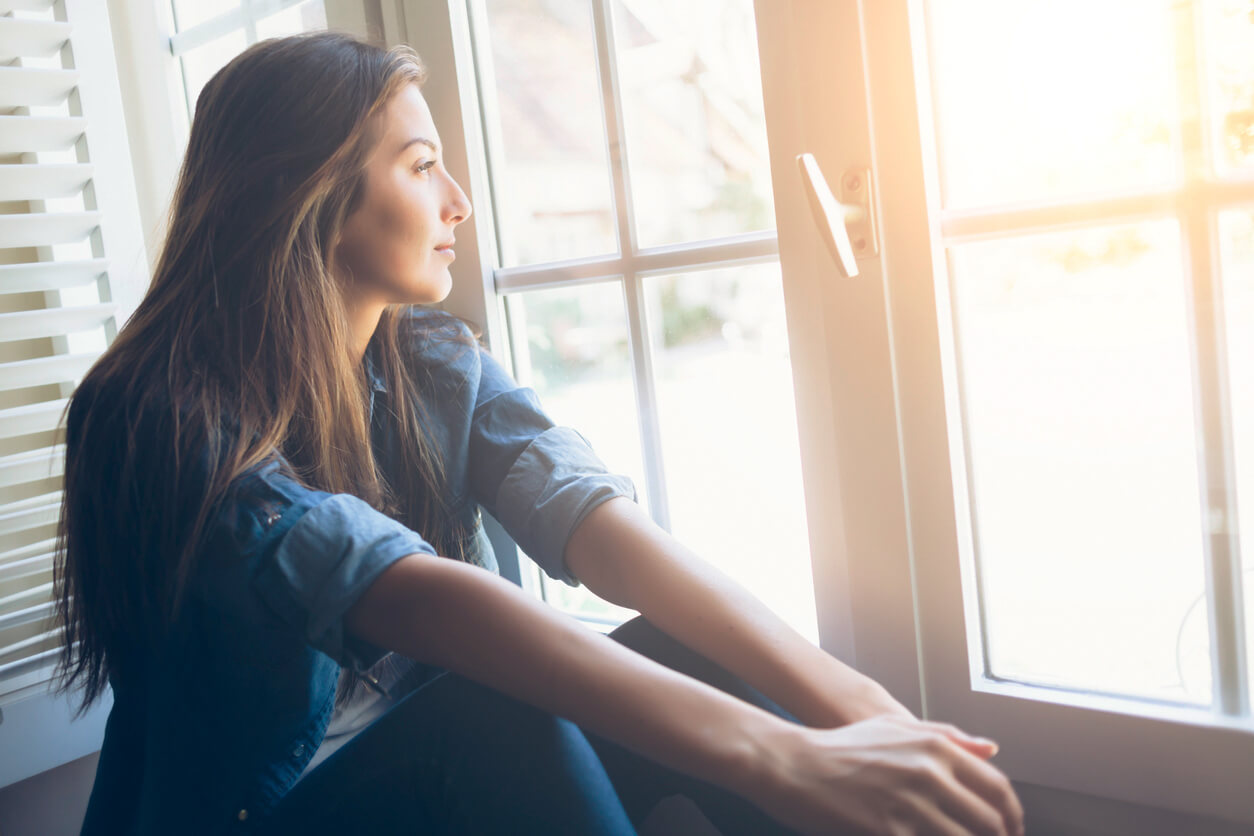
{"left": 950, "top": 221, "right": 1211, "bottom": 704}
{"left": 1219, "top": 210, "right": 1254, "bottom": 683}
{"left": 1203, "top": 0, "right": 1254, "bottom": 171}
{"left": 644, "top": 264, "right": 816, "bottom": 642}
{"left": 477, "top": 0, "right": 617, "bottom": 266}
{"left": 926, "top": 0, "right": 1178, "bottom": 207}
{"left": 612, "top": 0, "right": 774, "bottom": 248}
{"left": 509, "top": 282, "right": 643, "bottom": 623}
{"left": 180, "top": 30, "right": 249, "bottom": 116}
{"left": 255, "top": 1, "right": 326, "bottom": 40}
{"left": 171, "top": 0, "right": 239, "bottom": 32}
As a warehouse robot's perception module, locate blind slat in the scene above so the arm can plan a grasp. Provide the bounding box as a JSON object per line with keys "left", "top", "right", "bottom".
{"left": 0, "top": 600, "right": 54, "bottom": 633}
{"left": 0, "top": 2, "right": 57, "bottom": 14}
{"left": 0, "top": 67, "right": 78, "bottom": 109}
{"left": 0, "top": 543, "right": 55, "bottom": 579}
{"left": 0, "top": 490, "right": 60, "bottom": 516}
{"left": 0, "top": 500, "right": 58, "bottom": 538}
{"left": 0, "top": 644, "right": 61, "bottom": 693}
{"left": 0, "top": 581, "right": 52, "bottom": 615}
{"left": 0, "top": 18, "right": 70, "bottom": 59}
{"left": 0, "top": 303, "right": 114, "bottom": 342}
{"left": 0, "top": 626, "right": 58, "bottom": 663}
{"left": 0, "top": 212, "right": 100, "bottom": 249}
{"left": 0, "top": 400, "right": 66, "bottom": 438}
{"left": 0, "top": 116, "right": 86, "bottom": 154}
{"left": 0, "top": 260, "right": 107, "bottom": 293}
{"left": 0, "top": 163, "right": 93, "bottom": 201}
{"left": 0, "top": 446, "right": 64, "bottom": 489}
{"left": 0, "top": 352, "right": 96, "bottom": 390}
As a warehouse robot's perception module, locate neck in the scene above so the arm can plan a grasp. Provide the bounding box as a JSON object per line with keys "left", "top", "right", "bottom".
{"left": 346, "top": 299, "right": 387, "bottom": 364}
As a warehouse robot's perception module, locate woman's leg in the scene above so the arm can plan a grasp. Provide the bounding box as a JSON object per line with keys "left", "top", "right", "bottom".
{"left": 585, "top": 616, "right": 802, "bottom": 836}
{"left": 260, "top": 671, "right": 635, "bottom": 836}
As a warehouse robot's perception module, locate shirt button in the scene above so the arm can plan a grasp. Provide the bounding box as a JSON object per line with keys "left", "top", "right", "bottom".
{"left": 237, "top": 809, "right": 248, "bottom": 821}
{"left": 293, "top": 743, "right": 306, "bottom": 758}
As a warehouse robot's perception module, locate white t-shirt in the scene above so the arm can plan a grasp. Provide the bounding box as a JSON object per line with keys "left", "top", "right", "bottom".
{"left": 294, "top": 654, "right": 415, "bottom": 781}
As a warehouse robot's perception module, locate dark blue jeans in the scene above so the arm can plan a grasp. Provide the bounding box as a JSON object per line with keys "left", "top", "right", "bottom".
{"left": 260, "top": 617, "right": 799, "bottom": 835}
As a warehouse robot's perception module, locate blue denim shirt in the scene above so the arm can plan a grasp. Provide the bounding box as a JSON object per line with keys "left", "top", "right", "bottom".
{"left": 78, "top": 309, "right": 636, "bottom": 835}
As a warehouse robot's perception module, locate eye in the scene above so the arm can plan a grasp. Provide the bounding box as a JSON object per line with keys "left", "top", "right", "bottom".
{"left": 413, "top": 160, "right": 436, "bottom": 176}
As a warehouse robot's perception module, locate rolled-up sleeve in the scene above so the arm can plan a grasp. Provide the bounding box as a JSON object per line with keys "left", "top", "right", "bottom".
{"left": 468, "top": 350, "right": 637, "bottom": 586}
{"left": 233, "top": 465, "right": 437, "bottom": 673}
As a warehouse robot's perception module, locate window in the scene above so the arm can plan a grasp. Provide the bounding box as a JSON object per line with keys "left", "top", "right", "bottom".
{"left": 168, "top": 0, "right": 328, "bottom": 119}
{"left": 462, "top": 0, "right": 818, "bottom": 640}
{"left": 750, "top": 0, "right": 1254, "bottom": 824}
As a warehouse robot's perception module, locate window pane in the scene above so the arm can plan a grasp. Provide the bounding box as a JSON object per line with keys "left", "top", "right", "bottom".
{"left": 926, "top": 0, "right": 1179, "bottom": 208}
{"left": 950, "top": 221, "right": 1211, "bottom": 705}
{"left": 255, "top": 1, "right": 326, "bottom": 40}
{"left": 1219, "top": 210, "right": 1254, "bottom": 682}
{"left": 180, "top": 30, "right": 249, "bottom": 116}
{"left": 644, "top": 264, "right": 816, "bottom": 642}
{"left": 612, "top": 0, "right": 775, "bottom": 248}
{"left": 172, "top": 0, "right": 239, "bottom": 32}
{"left": 1203, "top": 0, "right": 1254, "bottom": 172}
{"left": 507, "top": 282, "right": 643, "bottom": 623}
{"left": 476, "top": 0, "right": 617, "bottom": 266}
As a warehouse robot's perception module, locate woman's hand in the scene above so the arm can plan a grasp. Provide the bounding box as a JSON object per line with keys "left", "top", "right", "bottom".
{"left": 747, "top": 714, "right": 1025, "bottom": 836}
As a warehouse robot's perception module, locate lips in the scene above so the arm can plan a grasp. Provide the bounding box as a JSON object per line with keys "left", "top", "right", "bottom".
{"left": 434, "top": 240, "right": 455, "bottom": 251}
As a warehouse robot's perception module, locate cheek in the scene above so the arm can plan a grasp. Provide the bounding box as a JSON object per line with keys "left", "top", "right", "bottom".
{"left": 375, "top": 191, "right": 433, "bottom": 264}
{"left": 343, "top": 193, "right": 431, "bottom": 280}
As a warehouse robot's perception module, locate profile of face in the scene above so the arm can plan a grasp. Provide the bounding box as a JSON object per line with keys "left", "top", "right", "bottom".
{"left": 335, "top": 84, "right": 472, "bottom": 307}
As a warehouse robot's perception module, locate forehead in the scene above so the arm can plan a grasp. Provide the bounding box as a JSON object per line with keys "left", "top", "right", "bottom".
{"left": 376, "top": 84, "right": 440, "bottom": 154}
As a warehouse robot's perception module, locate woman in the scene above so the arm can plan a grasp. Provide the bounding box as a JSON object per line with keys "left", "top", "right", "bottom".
{"left": 54, "top": 32, "right": 1024, "bottom": 835}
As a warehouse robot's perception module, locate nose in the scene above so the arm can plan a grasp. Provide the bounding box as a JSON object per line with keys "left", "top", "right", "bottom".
{"left": 443, "top": 173, "right": 472, "bottom": 225}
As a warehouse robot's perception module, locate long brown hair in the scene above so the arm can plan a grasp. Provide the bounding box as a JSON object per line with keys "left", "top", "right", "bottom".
{"left": 53, "top": 32, "right": 476, "bottom": 716}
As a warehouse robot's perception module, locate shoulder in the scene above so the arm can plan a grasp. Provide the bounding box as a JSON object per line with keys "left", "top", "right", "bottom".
{"left": 392, "top": 306, "right": 485, "bottom": 393}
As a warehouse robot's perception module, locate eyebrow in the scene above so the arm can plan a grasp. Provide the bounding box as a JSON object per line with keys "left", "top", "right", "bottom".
{"left": 399, "top": 137, "right": 440, "bottom": 156}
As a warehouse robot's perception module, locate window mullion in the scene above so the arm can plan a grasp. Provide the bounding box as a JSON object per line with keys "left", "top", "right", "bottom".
{"left": 241, "top": 0, "right": 260, "bottom": 44}
{"left": 590, "top": 0, "right": 671, "bottom": 531}
{"left": 1173, "top": 0, "right": 1248, "bottom": 718}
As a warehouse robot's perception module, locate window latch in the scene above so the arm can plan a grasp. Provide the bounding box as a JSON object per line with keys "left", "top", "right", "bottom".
{"left": 796, "top": 154, "right": 878, "bottom": 279}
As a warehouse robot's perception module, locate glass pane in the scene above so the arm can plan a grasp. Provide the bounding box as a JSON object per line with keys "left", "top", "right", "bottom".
{"left": 950, "top": 221, "right": 1211, "bottom": 704}
{"left": 180, "top": 30, "right": 249, "bottom": 117}
{"left": 508, "top": 282, "right": 643, "bottom": 623}
{"left": 1220, "top": 210, "right": 1254, "bottom": 681}
{"left": 612, "top": 0, "right": 774, "bottom": 248}
{"left": 644, "top": 264, "right": 816, "bottom": 642}
{"left": 172, "top": 0, "right": 239, "bottom": 32}
{"left": 255, "top": 1, "right": 327, "bottom": 40}
{"left": 1203, "top": 0, "right": 1254, "bottom": 171}
{"left": 476, "top": 0, "right": 617, "bottom": 266}
{"left": 926, "top": 0, "right": 1179, "bottom": 208}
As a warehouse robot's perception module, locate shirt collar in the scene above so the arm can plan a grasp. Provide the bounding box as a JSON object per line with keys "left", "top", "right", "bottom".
{"left": 362, "top": 343, "right": 388, "bottom": 394}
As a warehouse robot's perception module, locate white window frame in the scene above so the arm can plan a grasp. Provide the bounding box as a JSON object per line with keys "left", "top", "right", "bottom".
{"left": 750, "top": 0, "right": 1254, "bottom": 829}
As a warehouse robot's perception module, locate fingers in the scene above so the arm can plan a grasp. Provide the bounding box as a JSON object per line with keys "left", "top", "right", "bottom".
{"left": 917, "top": 719, "right": 999, "bottom": 758}
{"left": 893, "top": 782, "right": 1001, "bottom": 836}
{"left": 931, "top": 772, "right": 1016, "bottom": 836}
{"left": 944, "top": 742, "right": 1025, "bottom": 836}
{"left": 891, "top": 720, "right": 1024, "bottom": 835}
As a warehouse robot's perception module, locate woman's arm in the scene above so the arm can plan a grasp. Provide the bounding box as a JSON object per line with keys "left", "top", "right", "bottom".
{"left": 344, "top": 551, "right": 1024, "bottom": 835}
{"left": 564, "top": 496, "right": 918, "bottom": 728}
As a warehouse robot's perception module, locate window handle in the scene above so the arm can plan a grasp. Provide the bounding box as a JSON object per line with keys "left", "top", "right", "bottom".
{"left": 796, "top": 153, "right": 876, "bottom": 279}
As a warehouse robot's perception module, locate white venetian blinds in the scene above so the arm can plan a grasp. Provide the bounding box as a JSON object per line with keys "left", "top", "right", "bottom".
{"left": 0, "top": 0, "right": 146, "bottom": 705}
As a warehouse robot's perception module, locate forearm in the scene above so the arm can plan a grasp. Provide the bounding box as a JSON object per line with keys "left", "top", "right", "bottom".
{"left": 565, "top": 497, "right": 911, "bottom": 727}
{"left": 344, "top": 553, "right": 789, "bottom": 797}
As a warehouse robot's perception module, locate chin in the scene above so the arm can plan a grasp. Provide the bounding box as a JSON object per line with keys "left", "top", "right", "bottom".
{"left": 395, "top": 273, "right": 453, "bottom": 306}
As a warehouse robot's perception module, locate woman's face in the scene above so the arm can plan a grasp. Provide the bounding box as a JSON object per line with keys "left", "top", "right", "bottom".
{"left": 335, "top": 84, "right": 472, "bottom": 307}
